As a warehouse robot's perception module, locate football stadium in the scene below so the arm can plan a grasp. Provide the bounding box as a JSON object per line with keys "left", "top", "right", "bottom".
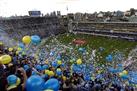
{"left": 0, "top": 3, "right": 137, "bottom": 91}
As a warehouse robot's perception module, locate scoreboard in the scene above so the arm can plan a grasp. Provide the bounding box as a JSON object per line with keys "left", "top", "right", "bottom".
{"left": 28, "top": 11, "right": 41, "bottom": 16}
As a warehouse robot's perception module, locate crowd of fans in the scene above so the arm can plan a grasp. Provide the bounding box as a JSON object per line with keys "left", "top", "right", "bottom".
{"left": 0, "top": 17, "right": 66, "bottom": 40}
{"left": 73, "top": 28, "right": 137, "bottom": 41}
{"left": 0, "top": 10, "right": 137, "bottom": 91}
{"left": 0, "top": 41, "right": 137, "bottom": 91}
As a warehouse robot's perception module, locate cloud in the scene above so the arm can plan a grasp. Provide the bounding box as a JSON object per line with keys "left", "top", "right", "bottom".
{"left": 57, "top": 0, "right": 79, "bottom": 4}
{"left": 0, "top": 0, "right": 137, "bottom": 16}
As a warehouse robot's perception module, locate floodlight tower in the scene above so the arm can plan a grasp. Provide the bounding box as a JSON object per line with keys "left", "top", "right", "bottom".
{"left": 66, "top": 5, "right": 73, "bottom": 33}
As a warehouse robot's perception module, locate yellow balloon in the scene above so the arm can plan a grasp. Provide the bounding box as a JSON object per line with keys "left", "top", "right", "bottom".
{"left": 123, "top": 70, "right": 128, "bottom": 75}
{"left": 57, "top": 60, "right": 62, "bottom": 65}
{"left": 45, "top": 70, "right": 50, "bottom": 74}
{"left": 45, "top": 60, "right": 49, "bottom": 64}
{"left": 16, "top": 78, "right": 21, "bottom": 86}
{"left": 48, "top": 71, "right": 54, "bottom": 77}
{"left": 16, "top": 51, "right": 19, "bottom": 55}
{"left": 22, "top": 51, "right": 26, "bottom": 55}
{"left": 44, "top": 89, "right": 53, "bottom": 91}
{"left": 119, "top": 72, "right": 123, "bottom": 77}
{"left": 22, "top": 36, "right": 31, "bottom": 44}
{"left": 25, "top": 48, "right": 29, "bottom": 51}
{"left": 57, "top": 68, "right": 61, "bottom": 71}
{"left": 97, "top": 70, "right": 101, "bottom": 74}
{"left": 70, "top": 60, "right": 73, "bottom": 63}
{"left": 0, "top": 55, "right": 12, "bottom": 64}
{"left": 0, "top": 41, "right": 3, "bottom": 45}
{"left": 17, "top": 47, "right": 22, "bottom": 51}
{"left": 62, "top": 76, "right": 67, "bottom": 81}
{"left": 8, "top": 48, "right": 13, "bottom": 52}
{"left": 77, "top": 59, "right": 82, "bottom": 65}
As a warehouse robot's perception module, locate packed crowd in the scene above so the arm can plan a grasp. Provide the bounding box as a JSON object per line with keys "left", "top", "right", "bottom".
{"left": 0, "top": 16, "right": 65, "bottom": 40}
{"left": 0, "top": 35, "right": 137, "bottom": 91}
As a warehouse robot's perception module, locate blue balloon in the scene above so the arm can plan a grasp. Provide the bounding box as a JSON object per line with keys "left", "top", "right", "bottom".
{"left": 61, "top": 63, "right": 65, "bottom": 68}
{"left": 76, "top": 67, "right": 81, "bottom": 72}
{"left": 129, "top": 78, "right": 137, "bottom": 84}
{"left": 52, "top": 61, "right": 57, "bottom": 67}
{"left": 56, "top": 69, "right": 62, "bottom": 76}
{"left": 18, "top": 43, "right": 25, "bottom": 48}
{"left": 72, "top": 65, "right": 82, "bottom": 73}
{"left": 129, "top": 71, "right": 137, "bottom": 77}
{"left": 26, "top": 75, "right": 44, "bottom": 91}
{"left": 121, "top": 74, "right": 129, "bottom": 80}
{"left": 106, "top": 55, "right": 113, "bottom": 62}
{"left": 36, "top": 65, "right": 42, "bottom": 71}
{"left": 44, "top": 78, "right": 60, "bottom": 91}
{"left": 42, "top": 65, "right": 49, "bottom": 70}
{"left": 108, "top": 67, "right": 113, "bottom": 72}
{"left": 72, "top": 64, "right": 78, "bottom": 72}
{"left": 84, "top": 75, "right": 91, "bottom": 81}
{"left": 31, "top": 35, "right": 41, "bottom": 45}
{"left": 118, "top": 64, "right": 123, "bottom": 67}
{"left": 24, "top": 65, "right": 30, "bottom": 71}
{"left": 108, "top": 67, "right": 118, "bottom": 73}
{"left": 78, "top": 47, "right": 86, "bottom": 53}
{"left": 117, "top": 68, "right": 123, "bottom": 73}
{"left": 7, "top": 75, "right": 17, "bottom": 85}
{"left": 114, "top": 69, "right": 120, "bottom": 73}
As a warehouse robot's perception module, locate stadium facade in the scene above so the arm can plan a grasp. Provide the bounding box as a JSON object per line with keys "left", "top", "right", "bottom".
{"left": 0, "top": 15, "right": 137, "bottom": 41}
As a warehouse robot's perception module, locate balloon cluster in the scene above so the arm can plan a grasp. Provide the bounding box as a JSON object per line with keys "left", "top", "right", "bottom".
{"left": 106, "top": 54, "right": 113, "bottom": 62}
{"left": 22, "top": 35, "right": 41, "bottom": 45}
{"left": 2, "top": 33, "right": 137, "bottom": 91}
{"left": 7, "top": 75, "right": 21, "bottom": 88}
{"left": 22, "top": 36, "right": 31, "bottom": 45}
{"left": 26, "top": 75, "right": 60, "bottom": 91}
{"left": 0, "top": 55, "right": 12, "bottom": 64}
{"left": 119, "top": 70, "right": 129, "bottom": 80}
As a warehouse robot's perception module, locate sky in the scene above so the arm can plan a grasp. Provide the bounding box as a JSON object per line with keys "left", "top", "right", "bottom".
{"left": 0, "top": 0, "right": 137, "bottom": 17}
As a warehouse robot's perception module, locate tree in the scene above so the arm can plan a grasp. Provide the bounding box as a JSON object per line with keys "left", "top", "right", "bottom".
{"left": 104, "top": 11, "right": 112, "bottom": 17}
{"left": 130, "top": 8, "right": 135, "bottom": 16}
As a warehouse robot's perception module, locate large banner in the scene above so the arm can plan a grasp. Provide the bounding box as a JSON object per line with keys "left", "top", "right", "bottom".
{"left": 28, "top": 11, "right": 41, "bottom": 16}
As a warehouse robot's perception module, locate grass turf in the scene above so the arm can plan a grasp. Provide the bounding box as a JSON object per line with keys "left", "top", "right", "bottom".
{"left": 44, "top": 33, "right": 137, "bottom": 64}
